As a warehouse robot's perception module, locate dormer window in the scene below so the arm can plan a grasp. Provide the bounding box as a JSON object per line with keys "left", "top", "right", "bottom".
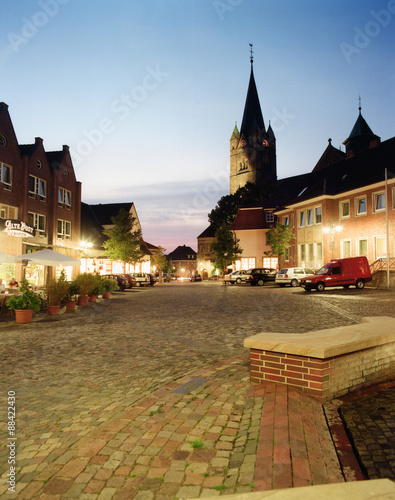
{"left": 37, "top": 160, "right": 42, "bottom": 170}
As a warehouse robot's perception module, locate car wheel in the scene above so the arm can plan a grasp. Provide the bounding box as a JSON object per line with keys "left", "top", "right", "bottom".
{"left": 257, "top": 279, "right": 264, "bottom": 286}
{"left": 290, "top": 279, "right": 298, "bottom": 287}
{"left": 316, "top": 282, "right": 325, "bottom": 292}
{"left": 355, "top": 279, "right": 365, "bottom": 289}
{"left": 236, "top": 278, "right": 241, "bottom": 284}
{"left": 136, "top": 282, "right": 141, "bottom": 287}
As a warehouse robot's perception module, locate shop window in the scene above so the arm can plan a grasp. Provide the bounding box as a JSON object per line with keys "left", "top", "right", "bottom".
{"left": 373, "top": 192, "right": 385, "bottom": 212}
{"left": 28, "top": 212, "right": 46, "bottom": 237}
{"left": 315, "top": 206, "right": 322, "bottom": 224}
{"left": 340, "top": 200, "right": 350, "bottom": 218}
{"left": 241, "top": 257, "right": 255, "bottom": 269}
{"left": 57, "top": 219, "right": 71, "bottom": 240}
{"left": 263, "top": 257, "right": 278, "bottom": 268}
{"left": 356, "top": 196, "right": 367, "bottom": 215}
{"left": 29, "top": 175, "right": 46, "bottom": 200}
{"left": 0, "top": 163, "right": 11, "bottom": 190}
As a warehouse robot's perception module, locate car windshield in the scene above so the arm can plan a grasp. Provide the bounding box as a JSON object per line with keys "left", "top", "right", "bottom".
{"left": 316, "top": 265, "right": 331, "bottom": 275}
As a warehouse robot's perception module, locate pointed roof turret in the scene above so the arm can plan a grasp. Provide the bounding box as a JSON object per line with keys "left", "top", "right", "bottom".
{"left": 343, "top": 101, "right": 380, "bottom": 156}
{"left": 239, "top": 56, "right": 265, "bottom": 139}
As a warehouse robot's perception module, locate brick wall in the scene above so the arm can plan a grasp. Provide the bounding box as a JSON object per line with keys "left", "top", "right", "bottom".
{"left": 249, "top": 342, "right": 395, "bottom": 402}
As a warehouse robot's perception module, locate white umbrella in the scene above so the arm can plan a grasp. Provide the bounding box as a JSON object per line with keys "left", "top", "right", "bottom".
{"left": 14, "top": 249, "right": 81, "bottom": 267}
{"left": 0, "top": 251, "right": 16, "bottom": 264}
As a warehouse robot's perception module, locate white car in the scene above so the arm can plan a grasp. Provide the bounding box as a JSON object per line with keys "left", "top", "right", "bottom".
{"left": 275, "top": 267, "right": 315, "bottom": 287}
{"left": 129, "top": 273, "right": 151, "bottom": 287}
{"left": 223, "top": 270, "right": 248, "bottom": 284}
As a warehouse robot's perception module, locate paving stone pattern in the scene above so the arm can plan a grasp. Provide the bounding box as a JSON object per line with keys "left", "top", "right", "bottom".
{"left": 339, "top": 383, "right": 395, "bottom": 481}
{"left": 0, "top": 283, "right": 394, "bottom": 498}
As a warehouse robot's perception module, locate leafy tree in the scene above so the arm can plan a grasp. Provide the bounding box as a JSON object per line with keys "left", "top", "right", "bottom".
{"left": 150, "top": 246, "right": 168, "bottom": 275}
{"left": 209, "top": 181, "right": 274, "bottom": 230}
{"left": 103, "top": 209, "right": 145, "bottom": 269}
{"left": 264, "top": 223, "right": 294, "bottom": 265}
{"left": 210, "top": 224, "right": 243, "bottom": 274}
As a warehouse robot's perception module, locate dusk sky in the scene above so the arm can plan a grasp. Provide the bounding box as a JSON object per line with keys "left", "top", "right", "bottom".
{"left": 1, "top": 1, "right": 394, "bottom": 252}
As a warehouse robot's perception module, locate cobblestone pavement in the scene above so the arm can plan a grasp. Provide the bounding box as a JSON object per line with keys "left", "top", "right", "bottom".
{"left": 0, "top": 282, "right": 394, "bottom": 499}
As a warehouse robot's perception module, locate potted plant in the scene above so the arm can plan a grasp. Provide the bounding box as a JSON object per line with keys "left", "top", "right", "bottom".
{"left": 74, "top": 273, "right": 95, "bottom": 306}
{"left": 89, "top": 273, "right": 104, "bottom": 302}
{"left": 101, "top": 277, "right": 117, "bottom": 299}
{"left": 45, "top": 271, "right": 69, "bottom": 315}
{"left": 65, "top": 280, "right": 79, "bottom": 311}
{"left": 6, "top": 280, "right": 41, "bottom": 324}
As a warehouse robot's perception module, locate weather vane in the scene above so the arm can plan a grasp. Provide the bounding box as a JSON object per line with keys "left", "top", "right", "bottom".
{"left": 249, "top": 43, "right": 253, "bottom": 64}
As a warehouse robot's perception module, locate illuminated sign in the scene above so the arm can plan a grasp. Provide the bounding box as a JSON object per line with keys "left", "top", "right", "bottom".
{"left": 2, "top": 219, "right": 35, "bottom": 238}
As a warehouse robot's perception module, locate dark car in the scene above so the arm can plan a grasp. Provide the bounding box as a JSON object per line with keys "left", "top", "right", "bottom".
{"left": 190, "top": 274, "right": 202, "bottom": 282}
{"left": 102, "top": 274, "right": 130, "bottom": 292}
{"left": 149, "top": 274, "right": 157, "bottom": 286}
{"left": 244, "top": 268, "right": 276, "bottom": 286}
{"left": 123, "top": 274, "right": 137, "bottom": 288}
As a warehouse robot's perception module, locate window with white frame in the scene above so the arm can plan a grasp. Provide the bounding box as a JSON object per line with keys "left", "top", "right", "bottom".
{"left": 0, "top": 204, "right": 17, "bottom": 219}
{"left": 375, "top": 236, "right": 386, "bottom": 259}
{"left": 263, "top": 257, "right": 278, "bottom": 268}
{"left": 373, "top": 192, "right": 385, "bottom": 212}
{"left": 241, "top": 257, "right": 255, "bottom": 269}
{"left": 356, "top": 196, "right": 367, "bottom": 215}
{"left": 266, "top": 211, "right": 274, "bottom": 223}
{"left": 306, "top": 209, "right": 313, "bottom": 226}
{"left": 57, "top": 219, "right": 71, "bottom": 240}
{"left": 316, "top": 242, "right": 323, "bottom": 267}
{"left": 299, "top": 211, "right": 305, "bottom": 227}
{"left": 315, "top": 206, "right": 322, "bottom": 224}
{"left": 358, "top": 238, "right": 368, "bottom": 256}
{"left": 283, "top": 216, "right": 289, "bottom": 226}
{"left": 0, "top": 162, "right": 11, "bottom": 190}
{"left": 340, "top": 200, "right": 350, "bottom": 218}
{"left": 341, "top": 239, "right": 351, "bottom": 258}
{"left": 29, "top": 175, "right": 46, "bottom": 199}
{"left": 58, "top": 187, "right": 72, "bottom": 208}
{"left": 28, "top": 212, "right": 46, "bottom": 237}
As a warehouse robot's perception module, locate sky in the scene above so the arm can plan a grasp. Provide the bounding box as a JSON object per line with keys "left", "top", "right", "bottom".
{"left": 1, "top": 0, "right": 394, "bottom": 253}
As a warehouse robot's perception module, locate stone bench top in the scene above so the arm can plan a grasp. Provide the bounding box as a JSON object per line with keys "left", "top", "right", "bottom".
{"left": 244, "top": 316, "right": 395, "bottom": 359}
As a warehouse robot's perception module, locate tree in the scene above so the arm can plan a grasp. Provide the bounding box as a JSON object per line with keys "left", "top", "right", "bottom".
{"left": 208, "top": 181, "right": 275, "bottom": 230}
{"left": 103, "top": 209, "right": 145, "bottom": 269}
{"left": 150, "top": 246, "right": 168, "bottom": 277}
{"left": 210, "top": 224, "right": 243, "bottom": 275}
{"left": 264, "top": 223, "right": 294, "bottom": 265}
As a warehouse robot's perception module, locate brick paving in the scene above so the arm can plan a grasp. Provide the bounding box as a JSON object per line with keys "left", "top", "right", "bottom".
{"left": 0, "top": 282, "right": 394, "bottom": 498}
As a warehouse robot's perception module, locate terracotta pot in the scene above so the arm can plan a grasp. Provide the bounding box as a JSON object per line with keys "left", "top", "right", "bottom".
{"left": 15, "top": 309, "right": 33, "bottom": 324}
{"left": 65, "top": 300, "right": 76, "bottom": 311}
{"left": 89, "top": 294, "right": 98, "bottom": 302}
{"left": 102, "top": 291, "right": 111, "bottom": 299}
{"left": 78, "top": 296, "right": 89, "bottom": 307}
{"left": 47, "top": 305, "right": 60, "bottom": 316}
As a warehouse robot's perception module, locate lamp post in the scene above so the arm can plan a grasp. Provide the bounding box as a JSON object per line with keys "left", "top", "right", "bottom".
{"left": 323, "top": 222, "right": 342, "bottom": 260}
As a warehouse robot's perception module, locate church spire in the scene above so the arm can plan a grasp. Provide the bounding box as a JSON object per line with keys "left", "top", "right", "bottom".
{"left": 239, "top": 45, "right": 265, "bottom": 139}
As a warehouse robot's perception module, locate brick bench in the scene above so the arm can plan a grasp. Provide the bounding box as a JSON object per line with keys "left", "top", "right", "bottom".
{"left": 244, "top": 316, "right": 395, "bottom": 402}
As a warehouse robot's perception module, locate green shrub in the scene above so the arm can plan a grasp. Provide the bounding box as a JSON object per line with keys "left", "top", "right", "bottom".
{"left": 7, "top": 280, "right": 41, "bottom": 311}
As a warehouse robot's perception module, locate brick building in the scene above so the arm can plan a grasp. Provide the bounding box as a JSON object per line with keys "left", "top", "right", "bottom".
{"left": 167, "top": 245, "right": 197, "bottom": 278}
{"left": 0, "top": 102, "right": 81, "bottom": 285}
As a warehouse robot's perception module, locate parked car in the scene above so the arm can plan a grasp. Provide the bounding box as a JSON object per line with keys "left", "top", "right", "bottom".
{"left": 129, "top": 273, "right": 151, "bottom": 287}
{"left": 123, "top": 274, "right": 137, "bottom": 288}
{"left": 244, "top": 268, "right": 276, "bottom": 286}
{"left": 299, "top": 256, "right": 372, "bottom": 292}
{"left": 190, "top": 274, "right": 202, "bottom": 282}
{"left": 102, "top": 274, "right": 130, "bottom": 292}
{"left": 275, "top": 267, "right": 315, "bottom": 287}
{"left": 149, "top": 274, "right": 157, "bottom": 286}
{"left": 163, "top": 274, "right": 176, "bottom": 282}
{"left": 223, "top": 270, "right": 247, "bottom": 284}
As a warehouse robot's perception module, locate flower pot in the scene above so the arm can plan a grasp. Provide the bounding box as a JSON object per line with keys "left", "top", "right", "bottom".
{"left": 47, "top": 305, "right": 60, "bottom": 316}
{"left": 78, "top": 296, "right": 89, "bottom": 307}
{"left": 89, "top": 294, "right": 98, "bottom": 302}
{"left": 15, "top": 309, "right": 33, "bottom": 324}
{"left": 102, "top": 291, "right": 111, "bottom": 299}
{"left": 65, "top": 300, "right": 76, "bottom": 311}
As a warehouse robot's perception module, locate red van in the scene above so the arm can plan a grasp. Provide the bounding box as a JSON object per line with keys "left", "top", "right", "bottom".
{"left": 299, "top": 256, "right": 371, "bottom": 292}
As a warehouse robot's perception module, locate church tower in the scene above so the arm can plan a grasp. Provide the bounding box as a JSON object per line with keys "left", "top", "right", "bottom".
{"left": 230, "top": 49, "right": 277, "bottom": 194}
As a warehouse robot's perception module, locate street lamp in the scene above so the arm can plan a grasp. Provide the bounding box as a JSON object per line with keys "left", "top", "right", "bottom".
{"left": 323, "top": 222, "right": 342, "bottom": 259}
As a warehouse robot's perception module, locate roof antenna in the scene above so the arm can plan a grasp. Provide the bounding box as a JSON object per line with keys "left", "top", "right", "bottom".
{"left": 249, "top": 43, "right": 253, "bottom": 66}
